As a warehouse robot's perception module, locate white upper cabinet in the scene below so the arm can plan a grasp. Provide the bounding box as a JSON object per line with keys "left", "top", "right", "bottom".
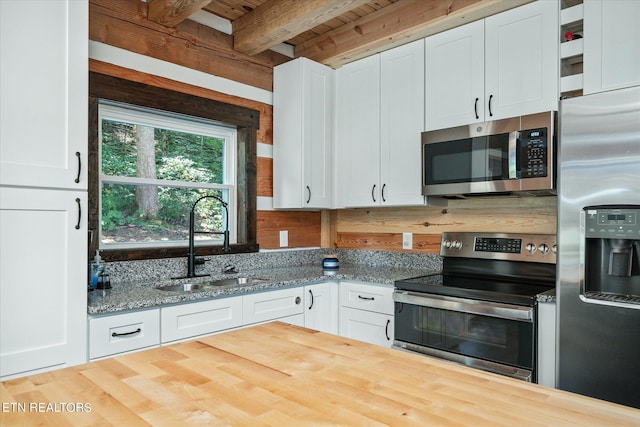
{"left": 583, "top": 0, "right": 640, "bottom": 94}
{"left": 425, "top": 0, "right": 558, "bottom": 130}
{"left": 425, "top": 20, "right": 485, "bottom": 129}
{"left": 0, "top": 0, "right": 88, "bottom": 190}
{"left": 484, "top": 0, "right": 558, "bottom": 120}
{"left": 380, "top": 40, "right": 426, "bottom": 206}
{"left": 340, "top": 40, "right": 425, "bottom": 207}
{"left": 273, "top": 58, "right": 334, "bottom": 209}
{"left": 339, "top": 55, "right": 382, "bottom": 207}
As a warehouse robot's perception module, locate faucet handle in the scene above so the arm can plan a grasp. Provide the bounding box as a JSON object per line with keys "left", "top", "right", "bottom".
{"left": 223, "top": 264, "right": 238, "bottom": 274}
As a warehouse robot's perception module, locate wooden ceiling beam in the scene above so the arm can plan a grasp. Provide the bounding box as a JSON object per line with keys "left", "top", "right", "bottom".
{"left": 233, "top": 0, "right": 371, "bottom": 56}
{"left": 295, "top": 0, "right": 534, "bottom": 68}
{"left": 147, "top": 0, "right": 211, "bottom": 27}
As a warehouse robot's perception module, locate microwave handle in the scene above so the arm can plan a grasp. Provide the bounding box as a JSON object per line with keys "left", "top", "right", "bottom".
{"left": 508, "top": 131, "right": 519, "bottom": 179}
{"left": 393, "top": 290, "right": 533, "bottom": 322}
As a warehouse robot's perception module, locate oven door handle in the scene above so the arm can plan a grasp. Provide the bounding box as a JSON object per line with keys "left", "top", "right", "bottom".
{"left": 393, "top": 291, "right": 533, "bottom": 322}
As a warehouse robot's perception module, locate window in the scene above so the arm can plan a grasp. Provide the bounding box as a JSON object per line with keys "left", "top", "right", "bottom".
{"left": 99, "top": 103, "right": 237, "bottom": 249}
{"left": 89, "top": 72, "right": 259, "bottom": 261}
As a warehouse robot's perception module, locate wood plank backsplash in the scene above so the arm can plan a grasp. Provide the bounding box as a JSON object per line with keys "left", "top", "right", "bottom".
{"left": 331, "top": 197, "right": 557, "bottom": 254}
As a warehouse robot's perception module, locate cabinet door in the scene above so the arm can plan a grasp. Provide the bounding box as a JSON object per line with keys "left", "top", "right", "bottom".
{"left": 339, "top": 307, "right": 394, "bottom": 348}
{"left": 380, "top": 39, "right": 425, "bottom": 206}
{"left": 161, "top": 296, "right": 243, "bottom": 343}
{"left": 425, "top": 20, "right": 485, "bottom": 130}
{"left": 485, "top": 0, "right": 558, "bottom": 120}
{"left": 89, "top": 309, "right": 160, "bottom": 359}
{"left": 0, "top": 187, "right": 87, "bottom": 379}
{"left": 304, "top": 282, "right": 338, "bottom": 334}
{"left": 243, "top": 288, "right": 304, "bottom": 325}
{"left": 303, "top": 60, "right": 334, "bottom": 208}
{"left": 0, "top": 0, "right": 87, "bottom": 189}
{"left": 537, "top": 301, "right": 556, "bottom": 387}
{"left": 339, "top": 55, "right": 381, "bottom": 207}
{"left": 273, "top": 58, "right": 333, "bottom": 209}
{"left": 583, "top": 0, "right": 640, "bottom": 94}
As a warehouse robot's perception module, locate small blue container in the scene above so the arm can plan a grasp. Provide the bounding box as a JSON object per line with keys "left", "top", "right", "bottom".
{"left": 322, "top": 254, "right": 339, "bottom": 269}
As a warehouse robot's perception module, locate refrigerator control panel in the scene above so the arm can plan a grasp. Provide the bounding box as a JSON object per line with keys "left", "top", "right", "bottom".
{"left": 585, "top": 208, "right": 640, "bottom": 238}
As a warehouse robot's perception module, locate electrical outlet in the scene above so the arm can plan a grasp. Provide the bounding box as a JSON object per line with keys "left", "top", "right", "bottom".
{"left": 402, "top": 232, "right": 413, "bottom": 250}
{"left": 279, "top": 230, "right": 288, "bottom": 247}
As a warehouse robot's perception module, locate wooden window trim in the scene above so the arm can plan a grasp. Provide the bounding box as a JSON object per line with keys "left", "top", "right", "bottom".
{"left": 88, "top": 72, "right": 259, "bottom": 261}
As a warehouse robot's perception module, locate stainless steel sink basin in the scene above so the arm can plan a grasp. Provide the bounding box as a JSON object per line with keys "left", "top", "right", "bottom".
{"left": 155, "top": 277, "right": 269, "bottom": 292}
{"left": 208, "top": 277, "right": 268, "bottom": 286}
{"left": 155, "top": 283, "right": 208, "bottom": 292}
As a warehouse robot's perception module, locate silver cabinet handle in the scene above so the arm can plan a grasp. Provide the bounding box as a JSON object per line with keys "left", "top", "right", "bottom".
{"left": 308, "top": 289, "right": 314, "bottom": 310}
{"left": 385, "top": 319, "right": 390, "bottom": 341}
{"left": 306, "top": 186, "right": 311, "bottom": 204}
{"left": 381, "top": 183, "right": 386, "bottom": 202}
{"left": 474, "top": 97, "right": 479, "bottom": 119}
{"left": 371, "top": 184, "right": 376, "bottom": 202}
{"left": 488, "top": 94, "right": 494, "bottom": 117}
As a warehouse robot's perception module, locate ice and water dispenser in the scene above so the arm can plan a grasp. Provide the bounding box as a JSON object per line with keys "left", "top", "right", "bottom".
{"left": 584, "top": 206, "right": 640, "bottom": 299}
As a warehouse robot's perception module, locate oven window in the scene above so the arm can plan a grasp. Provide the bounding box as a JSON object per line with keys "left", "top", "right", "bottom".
{"left": 425, "top": 133, "right": 509, "bottom": 184}
{"left": 395, "top": 304, "right": 533, "bottom": 369}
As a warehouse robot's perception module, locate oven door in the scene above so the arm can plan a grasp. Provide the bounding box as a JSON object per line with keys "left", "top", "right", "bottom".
{"left": 393, "top": 290, "right": 535, "bottom": 382}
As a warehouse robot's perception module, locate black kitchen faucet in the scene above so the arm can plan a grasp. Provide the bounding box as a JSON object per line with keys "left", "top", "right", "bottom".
{"left": 186, "top": 194, "right": 230, "bottom": 278}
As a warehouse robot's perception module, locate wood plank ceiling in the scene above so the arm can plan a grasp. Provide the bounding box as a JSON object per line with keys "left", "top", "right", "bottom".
{"left": 147, "top": 0, "right": 534, "bottom": 68}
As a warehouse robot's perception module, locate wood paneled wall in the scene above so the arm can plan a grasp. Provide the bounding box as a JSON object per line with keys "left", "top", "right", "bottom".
{"left": 89, "top": 0, "right": 320, "bottom": 251}
{"left": 330, "top": 197, "right": 557, "bottom": 254}
{"left": 90, "top": 0, "right": 555, "bottom": 254}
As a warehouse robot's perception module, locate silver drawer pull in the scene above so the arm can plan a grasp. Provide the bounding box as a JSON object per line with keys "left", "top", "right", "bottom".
{"left": 112, "top": 328, "right": 141, "bottom": 337}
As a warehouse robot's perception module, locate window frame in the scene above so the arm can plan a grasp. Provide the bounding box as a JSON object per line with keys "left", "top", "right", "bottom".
{"left": 89, "top": 72, "right": 259, "bottom": 262}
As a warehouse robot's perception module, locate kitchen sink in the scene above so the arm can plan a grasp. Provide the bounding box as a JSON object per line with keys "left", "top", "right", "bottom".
{"left": 155, "top": 283, "right": 208, "bottom": 292}
{"left": 208, "top": 277, "right": 268, "bottom": 287}
{"left": 155, "top": 277, "right": 269, "bottom": 292}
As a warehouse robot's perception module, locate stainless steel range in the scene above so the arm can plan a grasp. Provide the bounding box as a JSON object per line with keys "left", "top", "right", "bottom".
{"left": 394, "top": 232, "right": 556, "bottom": 382}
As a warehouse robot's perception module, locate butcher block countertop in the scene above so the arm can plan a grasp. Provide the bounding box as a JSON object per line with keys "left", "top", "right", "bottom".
{"left": 2, "top": 323, "right": 639, "bottom": 426}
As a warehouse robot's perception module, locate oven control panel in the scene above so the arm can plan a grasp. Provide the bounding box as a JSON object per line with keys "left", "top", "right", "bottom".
{"left": 441, "top": 232, "right": 557, "bottom": 263}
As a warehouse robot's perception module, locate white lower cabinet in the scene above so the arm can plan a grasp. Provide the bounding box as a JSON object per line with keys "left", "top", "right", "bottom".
{"left": 304, "top": 282, "right": 339, "bottom": 334}
{"left": 89, "top": 309, "right": 160, "bottom": 360}
{"left": 243, "top": 287, "right": 305, "bottom": 325}
{"left": 338, "top": 282, "right": 394, "bottom": 348}
{"left": 1, "top": 188, "right": 88, "bottom": 379}
{"left": 161, "top": 296, "right": 243, "bottom": 343}
{"left": 537, "top": 300, "right": 556, "bottom": 387}
{"left": 87, "top": 281, "right": 396, "bottom": 361}
{"left": 339, "top": 307, "right": 393, "bottom": 348}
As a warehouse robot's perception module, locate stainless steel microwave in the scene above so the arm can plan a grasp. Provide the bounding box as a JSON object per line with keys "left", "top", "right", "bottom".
{"left": 422, "top": 111, "right": 556, "bottom": 197}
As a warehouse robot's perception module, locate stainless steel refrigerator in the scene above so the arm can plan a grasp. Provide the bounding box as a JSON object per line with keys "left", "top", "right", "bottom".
{"left": 557, "top": 85, "right": 640, "bottom": 409}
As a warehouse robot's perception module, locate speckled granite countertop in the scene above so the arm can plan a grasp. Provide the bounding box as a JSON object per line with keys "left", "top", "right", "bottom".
{"left": 88, "top": 263, "right": 436, "bottom": 315}
{"left": 537, "top": 288, "right": 556, "bottom": 303}
{"left": 88, "top": 248, "right": 557, "bottom": 315}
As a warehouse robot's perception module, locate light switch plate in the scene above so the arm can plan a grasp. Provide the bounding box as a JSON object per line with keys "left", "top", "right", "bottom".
{"left": 279, "top": 230, "right": 288, "bottom": 247}
{"left": 402, "top": 232, "right": 412, "bottom": 250}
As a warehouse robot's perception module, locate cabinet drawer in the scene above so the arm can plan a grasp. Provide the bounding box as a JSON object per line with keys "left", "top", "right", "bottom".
{"left": 339, "top": 282, "right": 394, "bottom": 315}
{"left": 89, "top": 309, "right": 160, "bottom": 359}
{"left": 243, "top": 287, "right": 304, "bottom": 325}
{"left": 161, "top": 296, "right": 242, "bottom": 343}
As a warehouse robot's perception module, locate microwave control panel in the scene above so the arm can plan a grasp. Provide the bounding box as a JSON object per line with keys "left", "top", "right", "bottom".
{"left": 518, "top": 127, "right": 548, "bottom": 179}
